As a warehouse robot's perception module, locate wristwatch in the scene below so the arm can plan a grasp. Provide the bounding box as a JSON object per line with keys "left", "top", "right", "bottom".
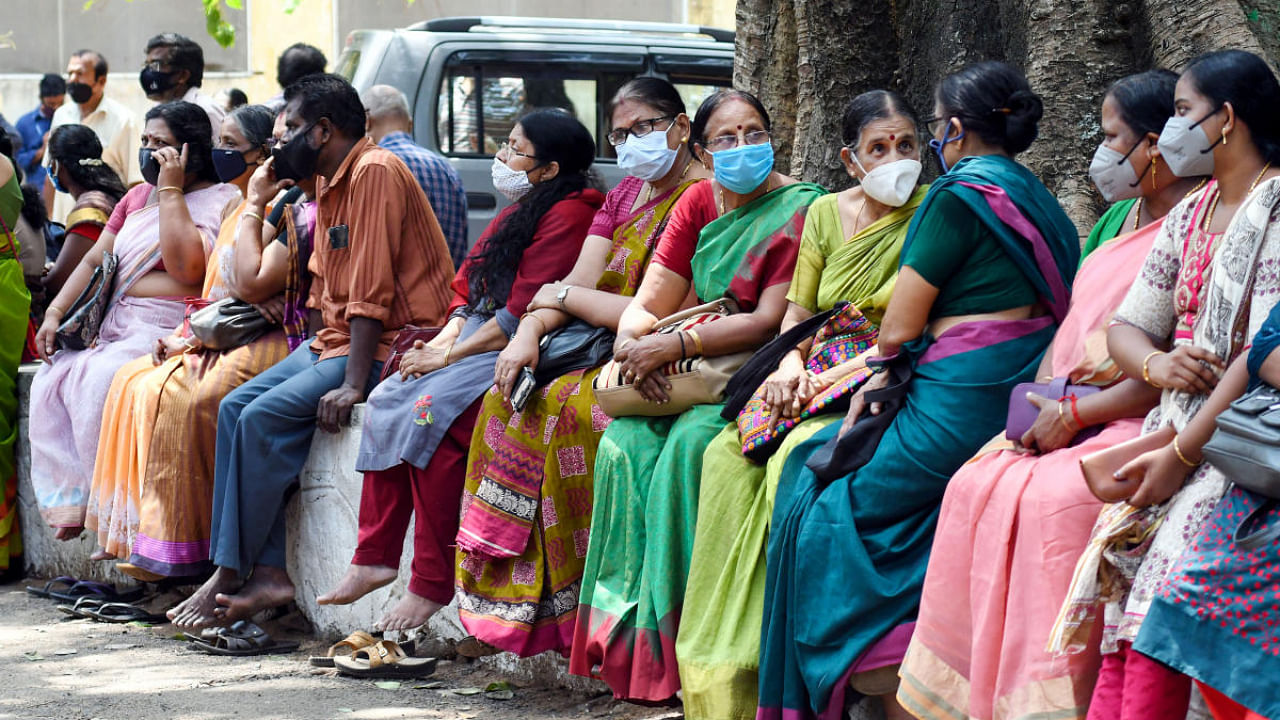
{"left": 556, "top": 285, "right": 572, "bottom": 311}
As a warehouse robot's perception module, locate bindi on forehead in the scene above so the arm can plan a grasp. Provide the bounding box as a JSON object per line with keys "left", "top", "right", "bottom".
{"left": 889, "top": 134, "right": 896, "bottom": 141}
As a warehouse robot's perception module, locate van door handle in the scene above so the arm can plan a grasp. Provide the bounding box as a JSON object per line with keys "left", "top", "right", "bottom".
{"left": 467, "top": 192, "right": 497, "bottom": 210}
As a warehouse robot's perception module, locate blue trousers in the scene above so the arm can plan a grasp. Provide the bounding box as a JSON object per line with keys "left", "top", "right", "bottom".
{"left": 209, "top": 343, "right": 381, "bottom": 573}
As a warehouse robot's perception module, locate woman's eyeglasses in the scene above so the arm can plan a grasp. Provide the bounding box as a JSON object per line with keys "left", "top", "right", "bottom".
{"left": 497, "top": 142, "right": 539, "bottom": 161}
{"left": 607, "top": 115, "right": 677, "bottom": 147}
{"left": 704, "top": 130, "right": 771, "bottom": 153}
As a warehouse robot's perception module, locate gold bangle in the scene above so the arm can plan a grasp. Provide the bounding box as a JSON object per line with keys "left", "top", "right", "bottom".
{"left": 687, "top": 328, "right": 704, "bottom": 357}
{"left": 1142, "top": 350, "right": 1164, "bottom": 387}
{"left": 1172, "top": 435, "right": 1200, "bottom": 468}
{"left": 241, "top": 211, "right": 265, "bottom": 224}
{"left": 1056, "top": 401, "right": 1075, "bottom": 432}
{"left": 521, "top": 311, "right": 548, "bottom": 336}
{"left": 47, "top": 305, "right": 67, "bottom": 317}
{"left": 157, "top": 185, "right": 184, "bottom": 195}
{"left": 443, "top": 343, "right": 453, "bottom": 366}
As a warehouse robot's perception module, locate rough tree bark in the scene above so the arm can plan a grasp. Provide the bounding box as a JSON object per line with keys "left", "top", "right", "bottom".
{"left": 736, "top": 0, "right": 1280, "bottom": 237}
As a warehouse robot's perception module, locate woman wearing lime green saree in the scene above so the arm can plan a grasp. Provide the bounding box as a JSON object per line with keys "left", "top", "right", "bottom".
{"left": 0, "top": 155, "right": 32, "bottom": 573}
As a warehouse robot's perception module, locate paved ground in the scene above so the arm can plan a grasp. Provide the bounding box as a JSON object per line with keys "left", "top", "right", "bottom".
{"left": 2, "top": 577, "right": 677, "bottom": 720}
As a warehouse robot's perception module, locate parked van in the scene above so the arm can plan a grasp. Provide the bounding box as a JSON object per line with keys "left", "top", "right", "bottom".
{"left": 335, "top": 16, "right": 735, "bottom": 245}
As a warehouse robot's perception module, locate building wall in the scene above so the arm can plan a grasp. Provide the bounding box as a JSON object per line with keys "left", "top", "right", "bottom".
{"left": 0, "top": 0, "right": 734, "bottom": 158}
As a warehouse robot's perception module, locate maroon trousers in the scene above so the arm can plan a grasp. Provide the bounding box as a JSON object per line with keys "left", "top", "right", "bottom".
{"left": 353, "top": 400, "right": 482, "bottom": 604}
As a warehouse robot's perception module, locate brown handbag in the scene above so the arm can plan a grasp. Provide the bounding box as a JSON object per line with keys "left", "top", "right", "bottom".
{"left": 379, "top": 324, "right": 442, "bottom": 381}
{"left": 593, "top": 297, "right": 753, "bottom": 417}
{"left": 1079, "top": 425, "right": 1176, "bottom": 502}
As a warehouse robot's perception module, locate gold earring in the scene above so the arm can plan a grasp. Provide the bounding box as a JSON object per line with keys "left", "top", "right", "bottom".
{"left": 1222, "top": 127, "right": 1229, "bottom": 146}
{"left": 1151, "top": 157, "right": 1158, "bottom": 192}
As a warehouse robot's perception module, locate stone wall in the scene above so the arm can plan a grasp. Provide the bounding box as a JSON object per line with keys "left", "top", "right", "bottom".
{"left": 15, "top": 364, "right": 597, "bottom": 690}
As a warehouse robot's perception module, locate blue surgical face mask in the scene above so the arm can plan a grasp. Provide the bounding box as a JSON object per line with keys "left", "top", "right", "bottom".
{"left": 711, "top": 141, "right": 774, "bottom": 194}
{"left": 49, "top": 161, "right": 67, "bottom": 194}
{"left": 928, "top": 121, "right": 966, "bottom": 174}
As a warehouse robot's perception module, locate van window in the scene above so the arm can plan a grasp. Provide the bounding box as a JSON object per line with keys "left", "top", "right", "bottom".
{"left": 436, "top": 51, "right": 645, "bottom": 158}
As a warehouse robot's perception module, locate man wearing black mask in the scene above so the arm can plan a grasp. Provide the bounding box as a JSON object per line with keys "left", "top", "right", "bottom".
{"left": 45, "top": 49, "right": 139, "bottom": 223}
{"left": 140, "top": 33, "right": 224, "bottom": 141}
{"left": 166, "top": 73, "right": 456, "bottom": 631}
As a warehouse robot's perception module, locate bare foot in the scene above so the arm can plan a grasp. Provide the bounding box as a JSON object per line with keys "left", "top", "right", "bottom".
{"left": 90, "top": 549, "right": 117, "bottom": 561}
{"left": 213, "top": 565, "right": 296, "bottom": 624}
{"left": 375, "top": 591, "right": 443, "bottom": 632}
{"left": 53, "top": 526, "right": 84, "bottom": 541}
{"left": 317, "top": 564, "right": 398, "bottom": 605}
{"left": 168, "top": 567, "right": 241, "bottom": 630}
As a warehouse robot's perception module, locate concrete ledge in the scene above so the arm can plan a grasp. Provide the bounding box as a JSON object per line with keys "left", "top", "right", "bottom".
{"left": 16, "top": 363, "right": 599, "bottom": 690}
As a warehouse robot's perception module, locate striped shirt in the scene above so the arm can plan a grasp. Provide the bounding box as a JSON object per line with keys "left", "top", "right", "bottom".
{"left": 378, "top": 131, "right": 468, "bottom": 269}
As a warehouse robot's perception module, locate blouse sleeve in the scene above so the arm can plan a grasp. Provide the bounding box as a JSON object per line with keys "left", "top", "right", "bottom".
{"left": 504, "top": 193, "right": 600, "bottom": 316}
{"left": 587, "top": 177, "right": 641, "bottom": 239}
{"left": 786, "top": 195, "right": 830, "bottom": 312}
{"left": 1112, "top": 191, "right": 1199, "bottom": 341}
{"left": 651, "top": 180, "right": 714, "bottom": 281}
{"left": 900, "top": 189, "right": 984, "bottom": 288}
{"left": 104, "top": 184, "right": 150, "bottom": 235}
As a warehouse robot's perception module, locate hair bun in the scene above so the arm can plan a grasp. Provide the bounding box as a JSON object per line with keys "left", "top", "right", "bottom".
{"left": 1002, "top": 89, "right": 1043, "bottom": 153}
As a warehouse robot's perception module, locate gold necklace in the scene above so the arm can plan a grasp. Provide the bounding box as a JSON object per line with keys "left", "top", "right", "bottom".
{"left": 1203, "top": 162, "right": 1272, "bottom": 233}
{"left": 717, "top": 177, "right": 772, "bottom": 216}
{"left": 1132, "top": 197, "right": 1143, "bottom": 232}
{"left": 644, "top": 155, "right": 693, "bottom": 204}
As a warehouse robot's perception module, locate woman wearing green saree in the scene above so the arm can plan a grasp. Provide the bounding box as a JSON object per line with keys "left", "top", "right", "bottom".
{"left": 757, "top": 62, "right": 1079, "bottom": 720}
{"left": 0, "top": 154, "right": 32, "bottom": 574}
{"left": 568, "top": 89, "right": 825, "bottom": 702}
{"left": 677, "top": 90, "right": 926, "bottom": 720}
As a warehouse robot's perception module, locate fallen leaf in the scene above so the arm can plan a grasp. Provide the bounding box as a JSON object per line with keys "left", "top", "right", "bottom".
{"left": 54, "top": 648, "right": 77, "bottom": 656}
{"left": 374, "top": 681, "right": 401, "bottom": 690}
{"left": 484, "top": 681, "right": 515, "bottom": 692}
{"left": 452, "top": 687, "right": 483, "bottom": 695}
{"left": 414, "top": 681, "right": 446, "bottom": 689}
{"left": 23, "top": 651, "right": 43, "bottom": 661}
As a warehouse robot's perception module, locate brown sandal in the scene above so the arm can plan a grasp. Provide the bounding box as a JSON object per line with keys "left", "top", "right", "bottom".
{"left": 333, "top": 639, "right": 438, "bottom": 679}
{"left": 308, "top": 630, "right": 379, "bottom": 668}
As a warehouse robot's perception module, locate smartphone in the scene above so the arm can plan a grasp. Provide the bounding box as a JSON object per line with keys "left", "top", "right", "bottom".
{"left": 511, "top": 367, "right": 537, "bottom": 412}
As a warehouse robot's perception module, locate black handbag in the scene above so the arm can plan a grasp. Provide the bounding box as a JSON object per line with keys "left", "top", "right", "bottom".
{"left": 804, "top": 352, "right": 913, "bottom": 486}
{"left": 720, "top": 301, "right": 850, "bottom": 421}
{"left": 1200, "top": 383, "right": 1280, "bottom": 550}
{"left": 55, "top": 250, "right": 118, "bottom": 351}
{"left": 511, "top": 320, "right": 615, "bottom": 412}
{"left": 188, "top": 298, "right": 272, "bottom": 351}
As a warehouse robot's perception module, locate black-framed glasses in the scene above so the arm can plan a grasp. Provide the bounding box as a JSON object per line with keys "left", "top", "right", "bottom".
{"left": 924, "top": 116, "right": 953, "bottom": 137}
{"left": 607, "top": 115, "right": 677, "bottom": 147}
{"left": 704, "top": 129, "right": 771, "bottom": 153}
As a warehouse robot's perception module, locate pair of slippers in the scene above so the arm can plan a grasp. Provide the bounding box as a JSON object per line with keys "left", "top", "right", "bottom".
{"left": 27, "top": 576, "right": 145, "bottom": 604}
{"left": 187, "top": 620, "right": 300, "bottom": 657}
{"left": 309, "top": 630, "right": 437, "bottom": 678}
{"left": 55, "top": 596, "right": 168, "bottom": 624}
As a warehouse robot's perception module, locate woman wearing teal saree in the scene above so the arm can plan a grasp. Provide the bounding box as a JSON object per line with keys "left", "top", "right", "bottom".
{"left": 569, "top": 90, "right": 825, "bottom": 702}
{"left": 757, "top": 62, "right": 1080, "bottom": 720}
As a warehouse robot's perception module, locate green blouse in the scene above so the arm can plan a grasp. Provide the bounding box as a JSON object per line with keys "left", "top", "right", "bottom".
{"left": 901, "top": 188, "right": 1038, "bottom": 318}
{"left": 1078, "top": 198, "right": 1137, "bottom": 265}
{"left": 786, "top": 187, "right": 925, "bottom": 326}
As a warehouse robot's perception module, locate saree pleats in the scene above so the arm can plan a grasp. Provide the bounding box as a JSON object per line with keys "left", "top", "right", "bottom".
{"left": 0, "top": 246, "right": 29, "bottom": 569}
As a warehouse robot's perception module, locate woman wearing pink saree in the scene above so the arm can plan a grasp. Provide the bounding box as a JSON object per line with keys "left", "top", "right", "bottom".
{"left": 29, "top": 101, "right": 239, "bottom": 539}
{"left": 897, "top": 71, "right": 1205, "bottom": 720}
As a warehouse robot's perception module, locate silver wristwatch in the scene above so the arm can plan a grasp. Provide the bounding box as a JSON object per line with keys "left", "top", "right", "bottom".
{"left": 556, "top": 285, "right": 572, "bottom": 311}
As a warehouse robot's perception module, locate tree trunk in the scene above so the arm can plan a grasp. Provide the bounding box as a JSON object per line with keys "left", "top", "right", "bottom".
{"left": 737, "top": 0, "right": 1277, "bottom": 239}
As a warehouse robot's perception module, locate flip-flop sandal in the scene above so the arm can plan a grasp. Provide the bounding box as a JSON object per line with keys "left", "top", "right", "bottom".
{"left": 55, "top": 595, "right": 109, "bottom": 618}
{"left": 49, "top": 581, "right": 145, "bottom": 604}
{"left": 333, "top": 640, "right": 438, "bottom": 679}
{"left": 188, "top": 620, "right": 300, "bottom": 657}
{"left": 309, "top": 630, "right": 378, "bottom": 668}
{"left": 82, "top": 602, "right": 170, "bottom": 625}
{"left": 26, "top": 576, "right": 79, "bottom": 599}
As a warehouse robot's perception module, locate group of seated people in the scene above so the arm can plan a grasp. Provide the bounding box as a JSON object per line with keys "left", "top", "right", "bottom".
{"left": 12, "top": 47, "right": 1280, "bottom": 720}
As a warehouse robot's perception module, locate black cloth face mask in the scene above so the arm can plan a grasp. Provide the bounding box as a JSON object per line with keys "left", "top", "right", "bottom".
{"left": 139, "top": 68, "right": 176, "bottom": 97}
{"left": 66, "top": 82, "right": 93, "bottom": 104}
{"left": 271, "top": 122, "right": 321, "bottom": 181}
{"left": 212, "top": 148, "right": 250, "bottom": 183}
